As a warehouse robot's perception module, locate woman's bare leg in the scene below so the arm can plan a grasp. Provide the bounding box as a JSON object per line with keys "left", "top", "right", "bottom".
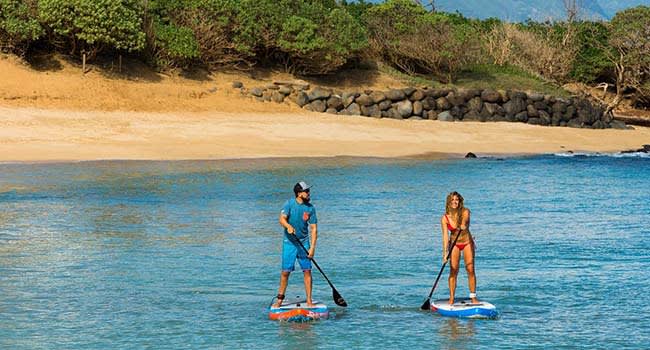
{"left": 464, "top": 244, "right": 479, "bottom": 303}
{"left": 448, "top": 246, "right": 460, "bottom": 305}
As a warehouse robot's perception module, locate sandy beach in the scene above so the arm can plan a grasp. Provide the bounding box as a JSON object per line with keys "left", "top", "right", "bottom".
{"left": 2, "top": 106, "right": 649, "bottom": 162}
{"left": 1, "top": 55, "right": 649, "bottom": 162}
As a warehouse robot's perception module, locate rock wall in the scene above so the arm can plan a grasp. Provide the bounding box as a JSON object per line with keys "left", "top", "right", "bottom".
{"left": 235, "top": 81, "right": 628, "bottom": 129}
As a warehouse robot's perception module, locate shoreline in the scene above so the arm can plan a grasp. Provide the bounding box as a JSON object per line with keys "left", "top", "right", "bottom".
{"left": 1, "top": 105, "right": 649, "bottom": 163}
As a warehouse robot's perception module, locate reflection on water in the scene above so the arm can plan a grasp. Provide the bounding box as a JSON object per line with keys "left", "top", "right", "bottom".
{"left": 1, "top": 156, "right": 649, "bottom": 349}
{"left": 438, "top": 317, "right": 476, "bottom": 341}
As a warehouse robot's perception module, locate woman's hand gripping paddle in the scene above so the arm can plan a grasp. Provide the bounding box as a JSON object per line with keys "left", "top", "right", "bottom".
{"left": 293, "top": 237, "right": 348, "bottom": 307}
{"left": 420, "top": 229, "right": 463, "bottom": 310}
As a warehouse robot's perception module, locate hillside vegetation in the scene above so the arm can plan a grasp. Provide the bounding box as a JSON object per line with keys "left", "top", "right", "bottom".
{"left": 1, "top": 0, "right": 649, "bottom": 110}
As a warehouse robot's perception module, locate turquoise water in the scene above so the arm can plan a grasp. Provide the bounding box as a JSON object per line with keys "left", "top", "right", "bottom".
{"left": 1, "top": 154, "right": 649, "bottom": 349}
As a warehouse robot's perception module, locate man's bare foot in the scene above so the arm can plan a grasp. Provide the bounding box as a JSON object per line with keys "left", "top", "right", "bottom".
{"left": 306, "top": 301, "right": 315, "bottom": 307}
{"left": 271, "top": 294, "right": 285, "bottom": 308}
{"left": 471, "top": 298, "right": 480, "bottom": 304}
{"left": 448, "top": 297, "right": 455, "bottom": 306}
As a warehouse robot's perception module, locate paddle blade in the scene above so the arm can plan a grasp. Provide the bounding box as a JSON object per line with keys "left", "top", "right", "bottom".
{"left": 420, "top": 298, "right": 431, "bottom": 311}
{"left": 333, "top": 290, "right": 348, "bottom": 307}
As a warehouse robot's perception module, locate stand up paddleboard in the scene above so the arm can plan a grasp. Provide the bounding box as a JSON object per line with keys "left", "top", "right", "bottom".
{"left": 268, "top": 296, "right": 329, "bottom": 321}
{"left": 431, "top": 298, "right": 498, "bottom": 319}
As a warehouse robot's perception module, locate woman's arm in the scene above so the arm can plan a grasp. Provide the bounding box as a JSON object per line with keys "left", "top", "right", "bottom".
{"left": 460, "top": 208, "right": 471, "bottom": 232}
{"left": 441, "top": 215, "right": 449, "bottom": 261}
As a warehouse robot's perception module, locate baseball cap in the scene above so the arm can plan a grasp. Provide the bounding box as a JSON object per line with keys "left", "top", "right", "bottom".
{"left": 294, "top": 181, "right": 311, "bottom": 192}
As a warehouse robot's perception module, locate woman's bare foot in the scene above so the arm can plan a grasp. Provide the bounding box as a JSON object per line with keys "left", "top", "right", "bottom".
{"left": 448, "top": 297, "right": 455, "bottom": 306}
{"left": 471, "top": 297, "right": 480, "bottom": 304}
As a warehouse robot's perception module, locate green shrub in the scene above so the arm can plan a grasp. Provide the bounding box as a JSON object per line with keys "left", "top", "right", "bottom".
{"left": 570, "top": 21, "right": 611, "bottom": 83}
{"left": 365, "top": 0, "right": 480, "bottom": 82}
{"left": 0, "top": 0, "right": 42, "bottom": 54}
{"left": 38, "top": 0, "right": 144, "bottom": 58}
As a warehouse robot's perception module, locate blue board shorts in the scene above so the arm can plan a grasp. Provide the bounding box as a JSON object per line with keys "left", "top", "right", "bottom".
{"left": 282, "top": 237, "right": 312, "bottom": 272}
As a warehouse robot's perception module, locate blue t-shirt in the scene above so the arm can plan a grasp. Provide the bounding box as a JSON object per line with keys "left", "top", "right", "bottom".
{"left": 281, "top": 198, "right": 317, "bottom": 241}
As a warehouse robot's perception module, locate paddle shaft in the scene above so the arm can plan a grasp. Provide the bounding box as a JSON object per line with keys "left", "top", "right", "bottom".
{"left": 293, "top": 237, "right": 336, "bottom": 291}
{"left": 421, "top": 228, "right": 463, "bottom": 309}
{"left": 292, "top": 235, "right": 347, "bottom": 307}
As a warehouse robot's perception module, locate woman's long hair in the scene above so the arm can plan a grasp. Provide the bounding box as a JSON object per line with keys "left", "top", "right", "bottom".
{"left": 445, "top": 191, "right": 465, "bottom": 229}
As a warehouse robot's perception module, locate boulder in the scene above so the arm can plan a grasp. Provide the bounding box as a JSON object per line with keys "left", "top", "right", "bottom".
{"left": 436, "top": 97, "right": 452, "bottom": 110}
{"left": 370, "top": 91, "right": 387, "bottom": 104}
{"left": 355, "top": 94, "right": 374, "bottom": 106}
{"left": 308, "top": 100, "right": 326, "bottom": 112}
{"left": 308, "top": 87, "right": 331, "bottom": 101}
{"left": 402, "top": 87, "right": 417, "bottom": 97}
{"left": 413, "top": 101, "right": 423, "bottom": 116}
{"left": 447, "top": 92, "right": 465, "bottom": 106}
{"left": 437, "top": 111, "right": 454, "bottom": 121}
{"left": 484, "top": 102, "right": 501, "bottom": 116}
{"left": 422, "top": 96, "right": 436, "bottom": 110}
{"left": 271, "top": 91, "right": 285, "bottom": 103}
{"left": 567, "top": 118, "right": 584, "bottom": 128}
{"left": 341, "top": 92, "right": 358, "bottom": 108}
{"left": 347, "top": 103, "right": 361, "bottom": 115}
{"left": 463, "top": 110, "right": 481, "bottom": 121}
{"left": 378, "top": 100, "right": 393, "bottom": 111}
{"left": 526, "top": 104, "right": 539, "bottom": 117}
{"left": 278, "top": 86, "right": 293, "bottom": 95}
{"left": 410, "top": 89, "right": 425, "bottom": 101}
{"left": 592, "top": 120, "right": 605, "bottom": 129}
{"left": 250, "top": 87, "right": 264, "bottom": 97}
{"left": 504, "top": 98, "right": 527, "bottom": 115}
{"left": 327, "top": 96, "right": 343, "bottom": 110}
{"left": 481, "top": 89, "right": 501, "bottom": 103}
{"left": 295, "top": 91, "right": 310, "bottom": 107}
{"left": 467, "top": 97, "right": 483, "bottom": 112}
{"left": 515, "top": 111, "right": 529, "bottom": 122}
{"left": 361, "top": 104, "right": 382, "bottom": 118}
{"left": 386, "top": 89, "right": 406, "bottom": 101}
{"left": 396, "top": 100, "right": 413, "bottom": 118}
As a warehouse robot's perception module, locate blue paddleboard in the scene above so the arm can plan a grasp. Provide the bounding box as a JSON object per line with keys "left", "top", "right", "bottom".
{"left": 431, "top": 298, "right": 498, "bottom": 319}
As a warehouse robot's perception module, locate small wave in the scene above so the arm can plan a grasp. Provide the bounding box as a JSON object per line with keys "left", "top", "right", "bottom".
{"left": 553, "top": 151, "right": 650, "bottom": 158}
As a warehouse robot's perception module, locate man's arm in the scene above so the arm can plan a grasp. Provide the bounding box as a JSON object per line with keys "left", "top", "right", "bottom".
{"left": 279, "top": 214, "right": 294, "bottom": 234}
{"left": 308, "top": 224, "right": 317, "bottom": 258}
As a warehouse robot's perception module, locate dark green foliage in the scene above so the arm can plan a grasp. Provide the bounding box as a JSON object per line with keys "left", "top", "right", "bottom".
{"left": 234, "top": 0, "right": 366, "bottom": 74}
{"left": 0, "top": 0, "right": 42, "bottom": 53}
{"left": 570, "top": 21, "right": 612, "bottom": 83}
{"left": 364, "top": 0, "right": 480, "bottom": 82}
{"left": 38, "top": 0, "right": 145, "bottom": 58}
{"left": 609, "top": 6, "right": 650, "bottom": 106}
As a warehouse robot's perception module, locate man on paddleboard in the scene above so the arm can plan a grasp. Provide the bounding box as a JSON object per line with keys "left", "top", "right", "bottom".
{"left": 271, "top": 181, "right": 318, "bottom": 308}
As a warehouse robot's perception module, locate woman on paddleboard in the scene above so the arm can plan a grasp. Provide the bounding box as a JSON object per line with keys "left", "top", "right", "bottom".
{"left": 441, "top": 191, "right": 479, "bottom": 305}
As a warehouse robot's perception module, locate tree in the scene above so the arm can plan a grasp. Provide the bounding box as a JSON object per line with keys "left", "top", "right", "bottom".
{"left": 0, "top": 0, "right": 42, "bottom": 54}
{"left": 39, "top": 0, "right": 145, "bottom": 59}
{"left": 603, "top": 6, "right": 650, "bottom": 111}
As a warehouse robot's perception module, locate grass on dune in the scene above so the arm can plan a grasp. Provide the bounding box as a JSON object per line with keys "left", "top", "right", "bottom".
{"left": 383, "top": 63, "right": 571, "bottom": 97}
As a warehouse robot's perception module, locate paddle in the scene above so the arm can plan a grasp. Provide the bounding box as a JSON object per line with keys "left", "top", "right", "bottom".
{"left": 420, "top": 228, "right": 463, "bottom": 310}
{"left": 292, "top": 236, "right": 348, "bottom": 307}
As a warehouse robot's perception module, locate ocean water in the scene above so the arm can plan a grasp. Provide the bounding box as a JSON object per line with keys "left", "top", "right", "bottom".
{"left": 1, "top": 154, "right": 649, "bottom": 349}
